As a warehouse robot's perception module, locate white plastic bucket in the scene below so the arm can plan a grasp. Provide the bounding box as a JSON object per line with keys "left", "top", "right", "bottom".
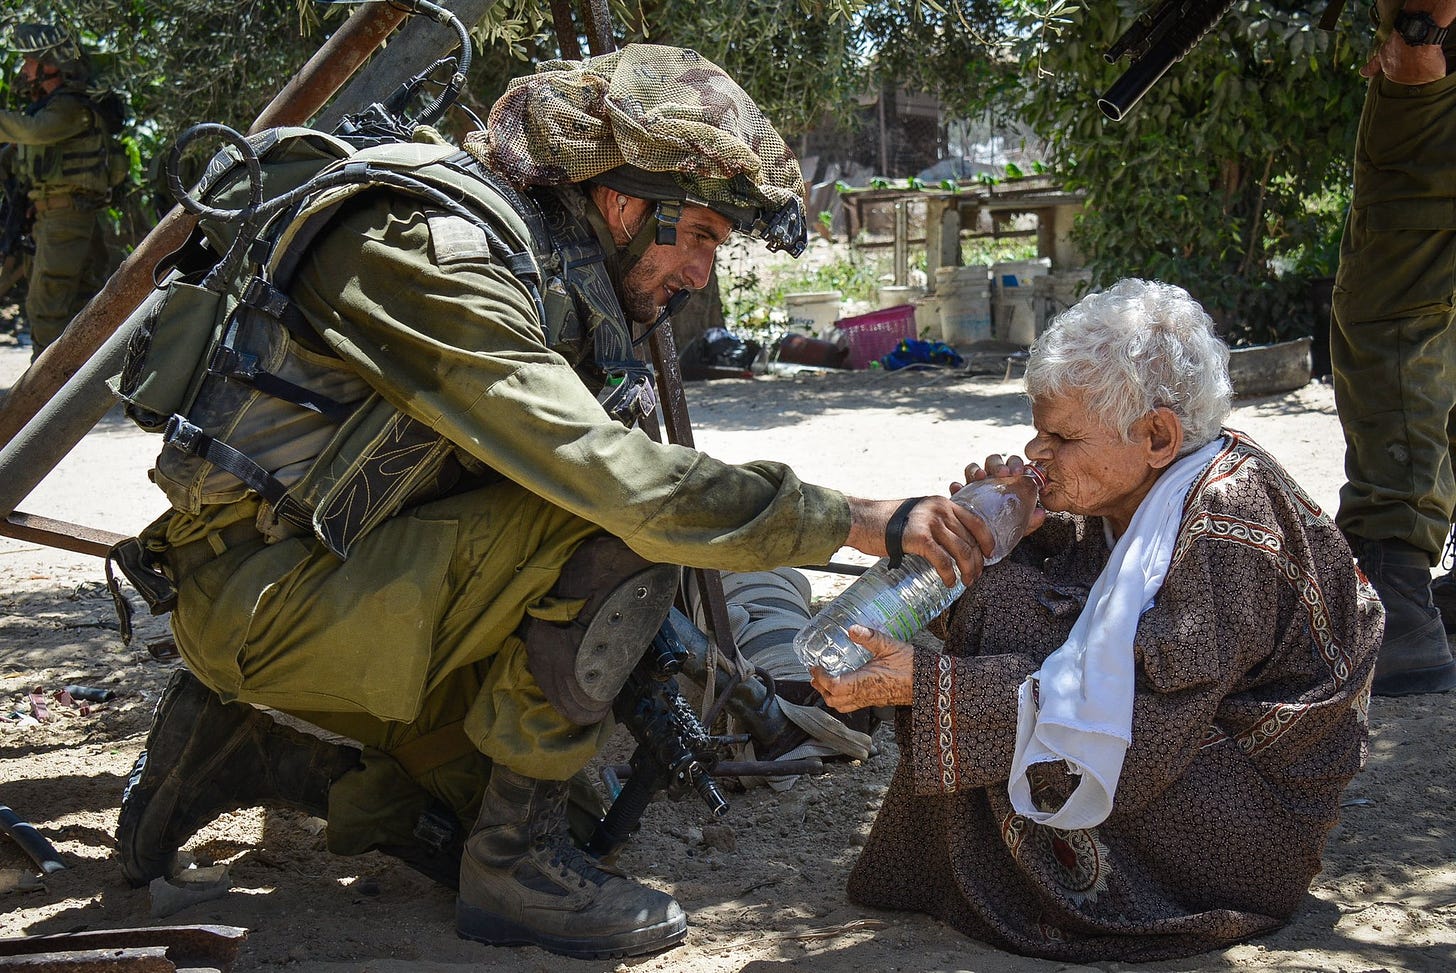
{"left": 784, "top": 291, "right": 842, "bottom": 336}
{"left": 935, "top": 266, "right": 992, "bottom": 347}
{"left": 877, "top": 284, "right": 923, "bottom": 310}
{"left": 992, "top": 259, "right": 1051, "bottom": 344}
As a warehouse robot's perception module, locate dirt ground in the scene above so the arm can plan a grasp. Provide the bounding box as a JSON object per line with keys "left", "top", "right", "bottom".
{"left": 2, "top": 332, "right": 1454, "bottom": 973}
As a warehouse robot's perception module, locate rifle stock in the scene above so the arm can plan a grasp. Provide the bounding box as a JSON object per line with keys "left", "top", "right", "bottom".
{"left": 1099, "top": 0, "right": 1238, "bottom": 121}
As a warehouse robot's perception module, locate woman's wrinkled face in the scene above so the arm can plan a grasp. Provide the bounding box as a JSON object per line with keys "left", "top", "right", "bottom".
{"left": 1024, "top": 390, "right": 1165, "bottom": 535}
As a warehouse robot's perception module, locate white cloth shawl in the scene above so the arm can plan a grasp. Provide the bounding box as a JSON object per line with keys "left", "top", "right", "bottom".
{"left": 1007, "top": 436, "right": 1225, "bottom": 830}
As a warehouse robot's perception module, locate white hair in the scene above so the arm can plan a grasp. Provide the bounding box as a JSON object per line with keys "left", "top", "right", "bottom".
{"left": 1024, "top": 278, "right": 1233, "bottom": 452}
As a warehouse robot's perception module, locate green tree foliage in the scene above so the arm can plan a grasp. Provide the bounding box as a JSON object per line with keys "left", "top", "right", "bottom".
{"left": 858, "top": 0, "right": 1021, "bottom": 127}
{"left": 998, "top": 0, "right": 1366, "bottom": 344}
{"left": 1, "top": 1, "right": 1372, "bottom": 346}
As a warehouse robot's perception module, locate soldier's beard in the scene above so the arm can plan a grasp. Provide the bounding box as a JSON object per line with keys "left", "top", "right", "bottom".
{"left": 619, "top": 251, "right": 684, "bottom": 325}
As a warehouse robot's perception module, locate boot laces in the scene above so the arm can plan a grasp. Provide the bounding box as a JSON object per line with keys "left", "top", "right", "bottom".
{"left": 529, "top": 787, "right": 611, "bottom": 890}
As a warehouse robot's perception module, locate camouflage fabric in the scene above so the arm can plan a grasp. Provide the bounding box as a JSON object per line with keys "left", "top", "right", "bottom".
{"left": 8, "top": 23, "right": 90, "bottom": 87}
{"left": 467, "top": 44, "right": 804, "bottom": 221}
{"left": 10, "top": 23, "right": 79, "bottom": 58}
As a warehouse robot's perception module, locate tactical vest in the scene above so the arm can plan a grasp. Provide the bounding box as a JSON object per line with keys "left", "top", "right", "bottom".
{"left": 16, "top": 90, "right": 120, "bottom": 198}
{"left": 112, "top": 125, "right": 646, "bottom": 560}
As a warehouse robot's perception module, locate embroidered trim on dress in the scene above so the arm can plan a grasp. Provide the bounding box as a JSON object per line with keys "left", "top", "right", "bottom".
{"left": 935, "top": 653, "right": 959, "bottom": 792}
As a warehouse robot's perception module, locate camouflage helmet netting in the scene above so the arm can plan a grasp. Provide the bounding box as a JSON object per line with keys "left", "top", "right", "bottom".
{"left": 10, "top": 23, "right": 80, "bottom": 59}
{"left": 10, "top": 22, "right": 87, "bottom": 81}
{"left": 465, "top": 44, "right": 803, "bottom": 215}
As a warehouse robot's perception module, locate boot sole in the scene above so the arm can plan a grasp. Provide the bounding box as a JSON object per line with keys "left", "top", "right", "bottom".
{"left": 1372, "top": 659, "right": 1456, "bottom": 697}
{"left": 456, "top": 902, "right": 687, "bottom": 959}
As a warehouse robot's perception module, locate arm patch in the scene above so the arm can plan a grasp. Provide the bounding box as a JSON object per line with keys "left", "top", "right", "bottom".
{"left": 427, "top": 212, "right": 493, "bottom": 265}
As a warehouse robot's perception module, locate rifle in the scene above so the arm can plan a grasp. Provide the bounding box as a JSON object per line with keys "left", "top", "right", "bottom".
{"left": 586, "top": 619, "right": 736, "bottom": 857}
{"left": 0, "top": 176, "right": 32, "bottom": 310}
{"left": 1098, "top": 0, "right": 1239, "bottom": 121}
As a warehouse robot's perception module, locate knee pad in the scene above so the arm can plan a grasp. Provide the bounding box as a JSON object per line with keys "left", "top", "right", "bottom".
{"left": 523, "top": 536, "right": 678, "bottom": 725}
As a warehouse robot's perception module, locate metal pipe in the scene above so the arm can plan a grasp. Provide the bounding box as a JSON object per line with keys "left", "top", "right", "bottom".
{"left": 316, "top": 0, "right": 500, "bottom": 133}
{"left": 0, "top": 804, "right": 66, "bottom": 874}
{"left": 0, "top": 288, "right": 159, "bottom": 516}
{"left": 0, "top": 0, "right": 411, "bottom": 455}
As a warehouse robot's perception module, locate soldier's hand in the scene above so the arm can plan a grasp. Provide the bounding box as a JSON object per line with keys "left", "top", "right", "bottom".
{"left": 1363, "top": 30, "right": 1448, "bottom": 85}
{"left": 845, "top": 494, "right": 993, "bottom": 587}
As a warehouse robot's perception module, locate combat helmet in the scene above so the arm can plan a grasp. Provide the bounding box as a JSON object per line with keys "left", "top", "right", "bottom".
{"left": 9, "top": 22, "right": 89, "bottom": 85}
{"left": 468, "top": 44, "right": 808, "bottom": 260}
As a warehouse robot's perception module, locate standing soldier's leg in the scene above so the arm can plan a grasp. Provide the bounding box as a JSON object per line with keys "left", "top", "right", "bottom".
{"left": 1332, "top": 75, "right": 1456, "bottom": 696}
{"left": 25, "top": 205, "right": 103, "bottom": 357}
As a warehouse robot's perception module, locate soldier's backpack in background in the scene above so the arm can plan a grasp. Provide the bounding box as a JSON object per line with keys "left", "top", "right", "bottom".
{"left": 88, "top": 86, "right": 127, "bottom": 136}
{"left": 109, "top": 123, "right": 543, "bottom": 560}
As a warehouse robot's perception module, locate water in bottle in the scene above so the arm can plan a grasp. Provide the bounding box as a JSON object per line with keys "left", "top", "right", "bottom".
{"left": 794, "top": 465, "right": 1046, "bottom": 676}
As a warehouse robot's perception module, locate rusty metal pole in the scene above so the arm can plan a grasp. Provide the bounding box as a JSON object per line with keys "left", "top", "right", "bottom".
{"left": 0, "top": 1, "right": 409, "bottom": 453}
{"left": 564, "top": 3, "right": 744, "bottom": 717}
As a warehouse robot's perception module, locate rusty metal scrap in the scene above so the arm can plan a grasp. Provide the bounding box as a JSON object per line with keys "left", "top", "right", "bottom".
{"left": 0, "top": 926, "right": 246, "bottom": 973}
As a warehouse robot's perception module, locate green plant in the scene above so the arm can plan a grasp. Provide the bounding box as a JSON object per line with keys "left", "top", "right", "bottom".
{"left": 1000, "top": 1, "right": 1364, "bottom": 346}
{"left": 961, "top": 238, "right": 1039, "bottom": 267}
{"left": 717, "top": 238, "right": 896, "bottom": 340}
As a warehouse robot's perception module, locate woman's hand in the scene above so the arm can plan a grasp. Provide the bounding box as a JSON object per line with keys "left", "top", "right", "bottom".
{"left": 951, "top": 453, "right": 1048, "bottom": 535}
{"left": 809, "top": 625, "right": 914, "bottom": 712}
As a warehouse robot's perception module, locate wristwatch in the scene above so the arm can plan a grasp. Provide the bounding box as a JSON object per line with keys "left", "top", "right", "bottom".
{"left": 1394, "top": 9, "right": 1450, "bottom": 46}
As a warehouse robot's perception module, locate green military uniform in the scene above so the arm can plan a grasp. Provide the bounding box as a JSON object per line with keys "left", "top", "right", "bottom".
{"left": 146, "top": 186, "right": 849, "bottom": 844}
{"left": 0, "top": 88, "right": 111, "bottom": 354}
{"left": 120, "top": 44, "right": 833, "bottom": 954}
{"left": 1332, "top": 5, "right": 1456, "bottom": 560}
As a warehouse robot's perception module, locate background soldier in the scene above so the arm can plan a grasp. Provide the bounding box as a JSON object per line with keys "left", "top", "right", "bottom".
{"left": 0, "top": 22, "right": 122, "bottom": 359}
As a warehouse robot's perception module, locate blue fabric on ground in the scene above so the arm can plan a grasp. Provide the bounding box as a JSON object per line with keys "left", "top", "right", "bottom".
{"left": 876, "top": 339, "right": 965, "bottom": 371}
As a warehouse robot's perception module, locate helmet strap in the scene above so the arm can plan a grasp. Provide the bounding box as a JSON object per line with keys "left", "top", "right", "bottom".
{"left": 653, "top": 200, "right": 682, "bottom": 246}
{"left": 618, "top": 209, "right": 660, "bottom": 277}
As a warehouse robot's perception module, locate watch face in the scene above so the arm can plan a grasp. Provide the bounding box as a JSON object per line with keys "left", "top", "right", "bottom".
{"left": 1397, "top": 10, "right": 1439, "bottom": 44}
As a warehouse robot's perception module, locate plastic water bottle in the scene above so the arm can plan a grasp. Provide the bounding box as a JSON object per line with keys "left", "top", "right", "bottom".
{"left": 794, "top": 465, "right": 1046, "bottom": 676}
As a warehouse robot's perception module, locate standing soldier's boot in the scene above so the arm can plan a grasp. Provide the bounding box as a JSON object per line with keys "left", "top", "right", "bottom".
{"left": 455, "top": 765, "right": 687, "bottom": 959}
{"left": 1357, "top": 539, "right": 1456, "bottom": 695}
{"left": 116, "top": 668, "right": 364, "bottom": 886}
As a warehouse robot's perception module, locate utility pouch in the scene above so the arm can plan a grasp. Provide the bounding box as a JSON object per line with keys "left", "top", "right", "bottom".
{"left": 105, "top": 535, "right": 179, "bottom": 644}
{"left": 111, "top": 278, "right": 232, "bottom": 432}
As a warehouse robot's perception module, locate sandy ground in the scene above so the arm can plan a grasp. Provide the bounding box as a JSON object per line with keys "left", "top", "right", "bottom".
{"left": 2, "top": 333, "right": 1454, "bottom": 973}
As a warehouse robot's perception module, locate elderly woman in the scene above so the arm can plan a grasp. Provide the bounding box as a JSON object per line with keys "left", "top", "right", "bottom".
{"left": 812, "top": 279, "right": 1381, "bottom": 962}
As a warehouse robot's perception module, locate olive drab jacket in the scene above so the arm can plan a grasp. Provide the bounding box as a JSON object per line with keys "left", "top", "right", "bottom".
{"left": 152, "top": 146, "right": 851, "bottom": 576}
{"left": 0, "top": 87, "right": 120, "bottom": 201}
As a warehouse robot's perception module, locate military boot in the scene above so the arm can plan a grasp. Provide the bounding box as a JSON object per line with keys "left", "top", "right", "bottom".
{"left": 116, "top": 668, "right": 363, "bottom": 886}
{"left": 456, "top": 765, "right": 687, "bottom": 959}
{"left": 1356, "top": 539, "right": 1456, "bottom": 696}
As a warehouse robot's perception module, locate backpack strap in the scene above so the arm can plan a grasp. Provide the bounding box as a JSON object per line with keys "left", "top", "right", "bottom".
{"left": 161, "top": 414, "right": 311, "bottom": 529}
